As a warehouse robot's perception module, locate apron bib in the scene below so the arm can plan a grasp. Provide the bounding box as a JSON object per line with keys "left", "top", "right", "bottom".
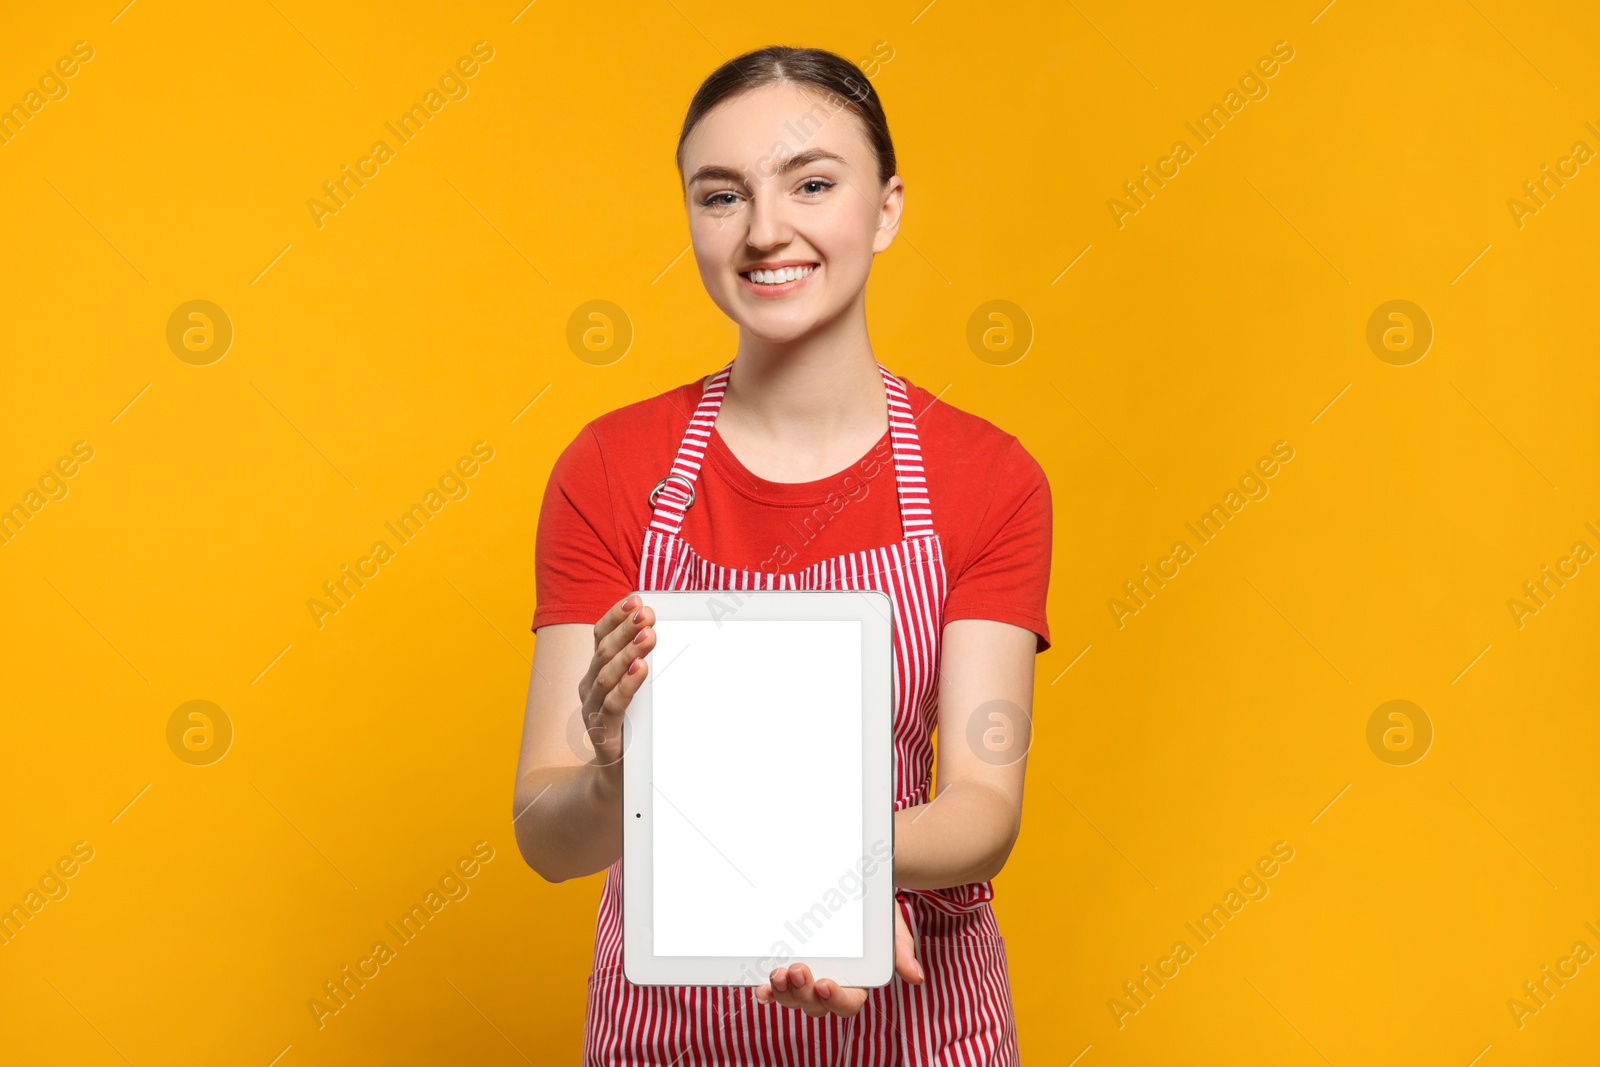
{"left": 583, "top": 360, "right": 1020, "bottom": 1066}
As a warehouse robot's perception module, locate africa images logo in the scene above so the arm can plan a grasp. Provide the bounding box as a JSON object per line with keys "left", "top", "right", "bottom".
{"left": 1106, "top": 40, "right": 1296, "bottom": 229}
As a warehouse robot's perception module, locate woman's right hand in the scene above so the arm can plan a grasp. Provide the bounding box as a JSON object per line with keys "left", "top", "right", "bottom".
{"left": 577, "top": 593, "right": 656, "bottom": 771}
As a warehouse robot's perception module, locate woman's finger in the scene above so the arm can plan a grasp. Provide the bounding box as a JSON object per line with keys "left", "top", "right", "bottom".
{"left": 757, "top": 969, "right": 869, "bottom": 1019}
{"left": 893, "top": 899, "right": 924, "bottom": 985}
{"left": 813, "top": 978, "right": 868, "bottom": 1017}
{"left": 578, "top": 606, "right": 656, "bottom": 766}
{"left": 601, "top": 633, "right": 651, "bottom": 709}
{"left": 582, "top": 596, "right": 637, "bottom": 690}
{"left": 604, "top": 620, "right": 654, "bottom": 689}
{"left": 582, "top": 597, "right": 653, "bottom": 699}
{"left": 594, "top": 617, "right": 653, "bottom": 722}
{"left": 781, "top": 964, "right": 831, "bottom": 1018}
{"left": 758, "top": 965, "right": 832, "bottom": 1018}
{"left": 758, "top": 967, "right": 808, "bottom": 1016}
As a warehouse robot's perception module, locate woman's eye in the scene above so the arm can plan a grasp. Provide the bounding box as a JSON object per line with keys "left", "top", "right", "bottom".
{"left": 701, "top": 192, "right": 739, "bottom": 208}
{"left": 800, "top": 179, "right": 835, "bottom": 195}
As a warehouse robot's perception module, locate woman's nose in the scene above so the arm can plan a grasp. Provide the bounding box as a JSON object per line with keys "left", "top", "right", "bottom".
{"left": 745, "top": 187, "right": 793, "bottom": 248}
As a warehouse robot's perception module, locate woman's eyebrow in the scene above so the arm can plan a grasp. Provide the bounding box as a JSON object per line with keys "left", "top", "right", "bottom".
{"left": 687, "top": 148, "right": 849, "bottom": 187}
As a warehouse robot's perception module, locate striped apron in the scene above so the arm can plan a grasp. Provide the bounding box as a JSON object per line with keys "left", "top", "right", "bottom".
{"left": 582, "top": 360, "right": 1021, "bottom": 1066}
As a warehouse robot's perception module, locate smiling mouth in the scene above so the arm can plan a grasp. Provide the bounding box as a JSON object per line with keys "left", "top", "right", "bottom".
{"left": 739, "top": 263, "right": 819, "bottom": 286}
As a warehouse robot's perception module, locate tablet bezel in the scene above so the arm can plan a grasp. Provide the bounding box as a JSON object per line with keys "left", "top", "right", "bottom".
{"left": 621, "top": 589, "right": 896, "bottom": 987}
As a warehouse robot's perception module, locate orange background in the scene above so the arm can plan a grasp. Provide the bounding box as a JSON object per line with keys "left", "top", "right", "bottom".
{"left": 2, "top": 1, "right": 1598, "bottom": 1063}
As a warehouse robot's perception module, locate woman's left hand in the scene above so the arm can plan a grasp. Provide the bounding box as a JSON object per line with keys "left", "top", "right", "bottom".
{"left": 754, "top": 899, "right": 923, "bottom": 1018}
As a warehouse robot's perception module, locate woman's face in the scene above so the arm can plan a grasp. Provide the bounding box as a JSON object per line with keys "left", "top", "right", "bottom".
{"left": 680, "top": 82, "right": 902, "bottom": 343}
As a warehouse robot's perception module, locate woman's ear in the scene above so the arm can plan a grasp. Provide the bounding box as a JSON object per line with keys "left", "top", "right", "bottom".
{"left": 874, "top": 176, "right": 905, "bottom": 252}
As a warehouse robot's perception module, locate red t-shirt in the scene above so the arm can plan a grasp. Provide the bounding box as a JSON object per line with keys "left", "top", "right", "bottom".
{"left": 531, "top": 371, "right": 1053, "bottom": 653}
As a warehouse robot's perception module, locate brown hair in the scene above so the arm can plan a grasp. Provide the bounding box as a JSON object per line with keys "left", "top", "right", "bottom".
{"left": 676, "top": 46, "right": 897, "bottom": 187}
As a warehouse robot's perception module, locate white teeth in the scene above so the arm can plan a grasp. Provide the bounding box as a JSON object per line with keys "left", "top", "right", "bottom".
{"left": 745, "top": 265, "right": 816, "bottom": 285}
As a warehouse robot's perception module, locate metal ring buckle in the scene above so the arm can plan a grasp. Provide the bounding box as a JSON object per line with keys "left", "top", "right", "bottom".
{"left": 649, "top": 474, "right": 696, "bottom": 509}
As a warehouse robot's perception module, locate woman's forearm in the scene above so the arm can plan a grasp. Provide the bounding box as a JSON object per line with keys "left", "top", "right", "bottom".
{"left": 515, "top": 765, "right": 1019, "bottom": 889}
{"left": 892, "top": 781, "right": 1020, "bottom": 890}
{"left": 513, "top": 762, "right": 622, "bottom": 883}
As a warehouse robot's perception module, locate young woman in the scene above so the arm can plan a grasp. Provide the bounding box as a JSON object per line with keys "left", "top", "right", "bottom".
{"left": 514, "top": 46, "right": 1052, "bottom": 1065}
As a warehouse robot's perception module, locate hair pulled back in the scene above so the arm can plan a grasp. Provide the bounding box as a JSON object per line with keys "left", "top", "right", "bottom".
{"left": 676, "top": 46, "right": 897, "bottom": 186}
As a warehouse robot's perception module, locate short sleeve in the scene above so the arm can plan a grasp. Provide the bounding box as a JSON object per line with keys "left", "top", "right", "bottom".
{"left": 942, "top": 438, "right": 1052, "bottom": 654}
{"left": 530, "top": 425, "right": 634, "bottom": 632}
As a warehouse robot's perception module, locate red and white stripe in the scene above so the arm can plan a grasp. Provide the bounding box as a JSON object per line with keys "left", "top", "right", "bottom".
{"left": 585, "top": 361, "right": 1019, "bottom": 1065}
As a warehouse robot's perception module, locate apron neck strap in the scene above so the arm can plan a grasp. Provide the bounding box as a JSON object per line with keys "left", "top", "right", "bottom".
{"left": 647, "top": 360, "right": 934, "bottom": 539}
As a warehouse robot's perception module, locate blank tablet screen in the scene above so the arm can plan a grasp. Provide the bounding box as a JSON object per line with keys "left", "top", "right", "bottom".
{"left": 651, "top": 619, "right": 864, "bottom": 958}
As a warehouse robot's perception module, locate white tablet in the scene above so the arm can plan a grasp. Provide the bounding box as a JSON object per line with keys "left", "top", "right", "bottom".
{"left": 622, "top": 589, "right": 895, "bottom": 987}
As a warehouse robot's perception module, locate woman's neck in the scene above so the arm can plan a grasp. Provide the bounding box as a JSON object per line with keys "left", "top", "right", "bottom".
{"left": 714, "top": 311, "right": 889, "bottom": 483}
